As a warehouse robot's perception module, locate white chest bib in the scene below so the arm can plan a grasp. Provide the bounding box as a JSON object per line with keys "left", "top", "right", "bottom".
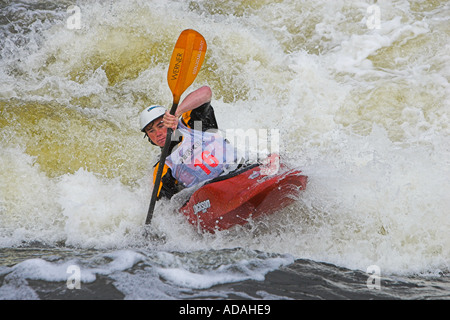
{"left": 165, "top": 121, "right": 238, "bottom": 187}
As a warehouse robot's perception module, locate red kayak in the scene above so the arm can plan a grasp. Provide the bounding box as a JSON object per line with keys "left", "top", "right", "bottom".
{"left": 179, "top": 154, "right": 307, "bottom": 232}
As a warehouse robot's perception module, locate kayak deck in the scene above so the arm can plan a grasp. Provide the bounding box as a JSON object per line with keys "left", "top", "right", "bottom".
{"left": 179, "top": 157, "right": 307, "bottom": 233}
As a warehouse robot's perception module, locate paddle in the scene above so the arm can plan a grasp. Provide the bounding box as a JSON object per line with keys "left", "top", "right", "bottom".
{"left": 145, "top": 29, "right": 207, "bottom": 225}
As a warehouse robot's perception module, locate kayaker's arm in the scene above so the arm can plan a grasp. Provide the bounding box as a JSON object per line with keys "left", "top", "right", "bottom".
{"left": 182, "top": 101, "right": 217, "bottom": 132}
{"left": 158, "top": 167, "right": 181, "bottom": 200}
{"left": 175, "top": 86, "right": 212, "bottom": 117}
{"left": 154, "top": 86, "right": 217, "bottom": 202}
{"left": 162, "top": 86, "right": 212, "bottom": 130}
{"left": 152, "top": 162, "right": 183, "bottom": 200}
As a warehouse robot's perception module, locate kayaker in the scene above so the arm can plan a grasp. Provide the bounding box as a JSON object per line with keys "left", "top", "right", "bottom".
{"left": 139, "top": 86, "right": 243, "bottom": 200}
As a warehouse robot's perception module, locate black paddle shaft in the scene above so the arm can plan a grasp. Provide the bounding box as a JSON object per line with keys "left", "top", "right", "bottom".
{"left": 145, "top": 102, "right": 179, "bottom": 225}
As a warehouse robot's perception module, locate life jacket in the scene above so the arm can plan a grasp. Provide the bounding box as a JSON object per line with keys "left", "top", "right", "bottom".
{"left": 165, "top": 121, "right": 238, "bottom": 187}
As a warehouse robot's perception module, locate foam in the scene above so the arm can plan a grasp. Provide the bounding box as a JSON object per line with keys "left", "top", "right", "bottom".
{"left": 0, "top": 0, "right": 448, "bottom": 276}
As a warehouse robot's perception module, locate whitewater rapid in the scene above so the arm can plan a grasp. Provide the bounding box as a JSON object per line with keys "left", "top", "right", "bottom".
{"left": 0, "top": 0, "right": 449, "bottom": 278}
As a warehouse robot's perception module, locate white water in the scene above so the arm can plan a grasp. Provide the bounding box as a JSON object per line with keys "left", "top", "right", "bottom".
{"left": 1, "top": 0, "right": 449, "bottom": 280}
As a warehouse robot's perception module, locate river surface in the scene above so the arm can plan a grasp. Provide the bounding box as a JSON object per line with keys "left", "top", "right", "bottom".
{"left": 0, "top": 0, "right": 449, "bottom": 300}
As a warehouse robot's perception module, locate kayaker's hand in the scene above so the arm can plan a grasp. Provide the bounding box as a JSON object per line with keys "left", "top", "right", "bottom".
{"left": 162, "top": 111, "right": 178, "bottom": 130}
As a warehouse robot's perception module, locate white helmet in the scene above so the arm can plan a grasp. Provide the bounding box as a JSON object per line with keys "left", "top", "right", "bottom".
{"left": 139, "top": 105, "right": 166, "bottom": 132}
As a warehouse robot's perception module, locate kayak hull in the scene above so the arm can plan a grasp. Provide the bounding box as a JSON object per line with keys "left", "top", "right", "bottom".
{"left": 179, "top": 158, "right": 307, "bottom": 233}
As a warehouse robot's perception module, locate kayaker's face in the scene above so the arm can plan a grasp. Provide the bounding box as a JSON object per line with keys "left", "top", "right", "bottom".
{"left": 145, "top": 116, "right": 166, "bottom": 147}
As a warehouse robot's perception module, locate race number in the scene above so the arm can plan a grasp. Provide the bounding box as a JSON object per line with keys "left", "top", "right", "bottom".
{"left": 194, "top": 151, "right": 219, "bottom": 174}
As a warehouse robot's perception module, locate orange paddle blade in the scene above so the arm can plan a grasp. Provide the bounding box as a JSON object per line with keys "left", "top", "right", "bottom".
{"left": 167, "top": 29, "right": 207, "bottom": 104}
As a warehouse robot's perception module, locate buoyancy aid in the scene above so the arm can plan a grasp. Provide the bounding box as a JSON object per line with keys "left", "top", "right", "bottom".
{"left": 165, "top": 121, "right": 239, "bottom": 187}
